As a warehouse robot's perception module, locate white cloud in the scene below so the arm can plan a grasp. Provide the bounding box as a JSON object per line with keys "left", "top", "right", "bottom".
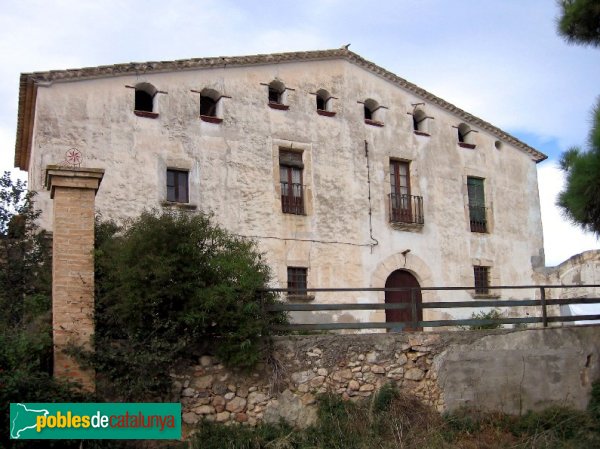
{"left": 537, "top": 162, "right": 599, "bottom": 266}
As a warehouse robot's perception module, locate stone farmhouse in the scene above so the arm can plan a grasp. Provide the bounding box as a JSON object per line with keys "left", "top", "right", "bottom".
{"left": 15, "top": 48, "right": 553, "bottom": 326}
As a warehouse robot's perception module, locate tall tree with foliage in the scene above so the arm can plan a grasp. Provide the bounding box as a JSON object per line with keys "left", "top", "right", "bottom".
{"left": 555, "top": 1, "right": 600, "bottom": 236}
{"left": 0, "top": 172, "right": 51, "bottom": 325}
{"left": 557, "top": 0, "right": 600, "bottom": 47}
{"left": 558, "top": 103, "right": 600, "bottom": 235}
{"left": 92, "top": 210, "right": 287, "bottom": 400}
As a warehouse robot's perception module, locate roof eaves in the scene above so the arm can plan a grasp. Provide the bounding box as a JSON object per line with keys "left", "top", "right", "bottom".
{"left": 14, "top": 47, "right": 546, "bottom": 171}
{"left": 14, "top": 75, "right": 37, "bottom": 170}
{"left": 342, "top": 50, "right": 547, "bottom": 163}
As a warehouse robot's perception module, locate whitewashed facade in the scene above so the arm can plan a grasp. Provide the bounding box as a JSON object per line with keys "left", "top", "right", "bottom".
{"left": 15, "top": 48, "right": 548, "bottom": 325}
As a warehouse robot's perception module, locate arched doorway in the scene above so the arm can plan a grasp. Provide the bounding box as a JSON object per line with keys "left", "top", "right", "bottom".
{"left": 385, "top": 270, "right": 423, "bottom": 331}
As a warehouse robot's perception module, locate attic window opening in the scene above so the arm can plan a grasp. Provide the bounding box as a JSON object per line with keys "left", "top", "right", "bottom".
{"left": 458, "top": 123, "right": 476, "bottom": 149}
{"left": 316, "top": 89, "right": 336, "bottom": 117}
{"left": 134, "top": 83, "right": 158, "bottom": 118}
{"left": 364, "top": 98, "right": 383, "bottom": 126}
{"left": 267, "top": 80, "right": 289, "bottom": 110}
{"left": 268, "top": 86, "right": 281, "bottom": 104}
{"left": 200, "top": 96, "right": 217, "bottom": 116}
{"left": 412, "top": 109, "right": 429, "bottom": 136}
{"left": 199, "top": 88, "right": 222, "bottom": 124}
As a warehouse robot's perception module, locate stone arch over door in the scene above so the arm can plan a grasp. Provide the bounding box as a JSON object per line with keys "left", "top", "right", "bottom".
{"left": 385, "top": 269, "right": 422, "bottom": 331}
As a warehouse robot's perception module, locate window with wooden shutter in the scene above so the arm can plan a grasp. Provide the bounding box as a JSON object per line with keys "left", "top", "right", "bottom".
{"left": 467, "top": 177, "right": 487, "bottom": 232}
{"left": 279, "top": 150, "right": 304, "bottom": 215}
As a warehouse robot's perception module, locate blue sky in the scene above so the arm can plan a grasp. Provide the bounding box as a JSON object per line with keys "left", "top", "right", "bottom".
{"left": 0, "top": 0, "right": 598, "bottom": 264}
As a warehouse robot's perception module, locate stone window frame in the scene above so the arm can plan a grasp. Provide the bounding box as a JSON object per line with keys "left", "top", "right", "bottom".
{"left": 462, "top": 171, "right": 494, "bottom": 234}
{"left": 384, "top": 154, "right": 423, "bottom": 232}
{"left": 161, "top": 162, "right": 197, "bottom": 210}
{"left": 469, "top": 258, "right": 500, "bottom": 299}
{"left": 279, "top": 150, "right": 305, "bottom": 215}
{"left": 166, "top": 168, "right": 189, "bottom": 203}
{"left": 272, "top": 139, "right": 313, "bottom": 217}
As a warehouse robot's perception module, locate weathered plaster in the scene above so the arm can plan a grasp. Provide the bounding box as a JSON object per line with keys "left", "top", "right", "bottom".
{"left": 26, "top": 56, "right": 546, "bottom": 323}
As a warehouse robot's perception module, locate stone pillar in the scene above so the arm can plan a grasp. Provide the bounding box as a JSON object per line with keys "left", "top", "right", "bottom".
{"left": 45, "top": 166, "right": 104, "bottom": 391}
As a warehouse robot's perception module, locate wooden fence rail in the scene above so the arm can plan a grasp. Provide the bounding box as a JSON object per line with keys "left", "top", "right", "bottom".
{"left": 262, "top": 284, "right": 600, "bottom": 331}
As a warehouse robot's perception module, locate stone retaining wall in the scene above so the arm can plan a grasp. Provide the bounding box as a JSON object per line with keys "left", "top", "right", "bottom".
{"left": 173, "top": 326, "right": 600, "bottom": 431}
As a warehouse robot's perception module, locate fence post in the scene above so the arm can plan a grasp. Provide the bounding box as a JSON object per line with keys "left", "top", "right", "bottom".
{"left": 540, "top": 287, "right": 548, "bottom": 327}
{"left": 411, "top": 288, "right": 417, "bottom": 330}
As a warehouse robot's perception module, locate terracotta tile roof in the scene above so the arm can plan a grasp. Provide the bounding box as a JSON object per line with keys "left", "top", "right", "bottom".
{"left": 14, "top": 48, "right": 546, "bottom": 169}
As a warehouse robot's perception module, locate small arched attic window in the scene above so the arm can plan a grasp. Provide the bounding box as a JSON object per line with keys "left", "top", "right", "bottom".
{"left": 412, "top": 108, "right": 430, "bottom": 136}
{"left": 316, "top": 89, "right": 336, "bottom": 117}
{"left": 134, "top": 83, "right": 158, "bottom": 118}
{"left": 457, "top": 123, "right": 477, "bottom": 149}
{"left": 364, "top": 98, "right": 384, "bottom": 126}
{"left": 199, "top": 88, "right": 222, "bottom": 123}
{"left": 267, "top": 80, "right": 289, "bottom": 110}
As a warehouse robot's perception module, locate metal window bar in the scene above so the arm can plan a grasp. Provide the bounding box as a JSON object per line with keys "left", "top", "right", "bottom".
{"left": 469, "top": 205, "right": 487, "bottom": 232}
{"left": 281, "top": 182, "right": 304, "bottom": 215}
{"left": 473, "top": 266, "right": 490, "bottom": 295}
{"left": 287, "top": 267, "right": 307, "bottom": 295}
{"left": 389, "top": 193, "right": 424, "bottom": 224}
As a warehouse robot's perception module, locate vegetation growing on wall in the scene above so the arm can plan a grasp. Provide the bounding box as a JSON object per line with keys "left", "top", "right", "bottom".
{"left": 91, "top": 210, "right": 287, "bottom": 400}
{"left": 190, "top": 383, "right": 600, "bottom": 449}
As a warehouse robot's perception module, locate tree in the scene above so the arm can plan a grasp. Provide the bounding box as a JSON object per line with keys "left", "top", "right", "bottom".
{"left": 0, "top": 173, "right": 104, "bottom": 449}
{"left": 0, "top": 172, "right": 51, "bottom": 327}
{"left": 555, "top": 1, "right": 600, "bottom": 236}
{"left": 557, "top": 0, "right": 600, "bottom": 47}
{"left": 92, "top": 210, "right": 287, "bottom": 400}
{"left": 557, "top": 101, "right": 600, "bottom": 236}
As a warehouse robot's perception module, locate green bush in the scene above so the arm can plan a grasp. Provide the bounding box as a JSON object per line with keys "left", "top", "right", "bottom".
{"left": 466, "top": 308, "right": 503, "bottom": 330}
{"left": 0, "top": 173, "right": 118, "bottom": 448}
{"left": 92, "top": 210, "right": 287, "bottom": 400}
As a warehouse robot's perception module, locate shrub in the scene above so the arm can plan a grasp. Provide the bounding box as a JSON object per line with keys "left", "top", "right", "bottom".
{"left": 466, "top": 308, "right": 503, "bottom": 330}
{"left": 92, "top": 210, "right": 287, "bottom": 400}
{"left": 188, "top": 391, "right": 600, "bottom": 449}
{"left": 0, "top": 173, "right": 118, "bottom": 449}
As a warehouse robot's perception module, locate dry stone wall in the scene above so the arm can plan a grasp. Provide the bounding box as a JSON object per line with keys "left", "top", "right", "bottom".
{"left": 173, "top": 333, "right": 443, "bottom": 431}
{"left": 172, "top": 326, "right": 600, "bottom": 433}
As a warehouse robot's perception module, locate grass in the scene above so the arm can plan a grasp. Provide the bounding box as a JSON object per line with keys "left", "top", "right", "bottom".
{"left": 189, "top": 382, "right": 600, "bottom": 449}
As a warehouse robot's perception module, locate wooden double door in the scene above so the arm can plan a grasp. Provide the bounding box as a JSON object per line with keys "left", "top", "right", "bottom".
{"left": 385, "top": 269, "right": 423, "bottom": 331}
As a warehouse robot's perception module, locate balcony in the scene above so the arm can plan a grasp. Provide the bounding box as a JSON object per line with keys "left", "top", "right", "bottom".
{"left": 281, "top": 182, "right": 305, "bottom": 215}
{"left": 389, "top": 194, "right": 424, "bottom": 228}
{"left": 469, "top": 205, "right": 488, "bottom": 233}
